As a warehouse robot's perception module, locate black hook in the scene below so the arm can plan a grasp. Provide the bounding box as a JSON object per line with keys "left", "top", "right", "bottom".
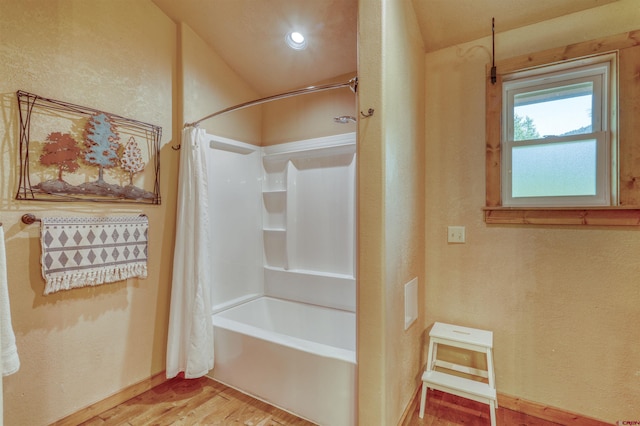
{"left": 360, "top": 108, "right": 375, "bottom": 118}
{"left": 491, "top": 17, "right": 497, "bottom": 85}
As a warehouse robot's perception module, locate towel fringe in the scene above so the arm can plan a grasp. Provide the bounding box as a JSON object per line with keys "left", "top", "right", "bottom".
{"left": 44, "top": 263, "right": 147, "bottom": 295}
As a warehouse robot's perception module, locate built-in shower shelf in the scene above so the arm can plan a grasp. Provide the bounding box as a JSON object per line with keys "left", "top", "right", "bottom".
{"left": 262, "top": 132, "right": 356, "bottom": 161}
{"left": 259, "top": 133, "right": 356, "bottom": 310}
{"left": 264, "top": 265, "right": 354, "bottom": 280}
{"left": 262, "top": 190, "right": 286, "bottom": 230}
{"left": 262, "top": 186, "right": 286, "bottom": 193}
{"left": 264, "top": 266, "right": 356, "bottom": 312}
{"left": 262, "top": 156, "right": 287, "bottom": 193}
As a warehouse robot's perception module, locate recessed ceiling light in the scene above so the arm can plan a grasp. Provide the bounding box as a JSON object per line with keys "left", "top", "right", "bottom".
{"left": 285, "top": 31, "right": 307, "bottom": 50}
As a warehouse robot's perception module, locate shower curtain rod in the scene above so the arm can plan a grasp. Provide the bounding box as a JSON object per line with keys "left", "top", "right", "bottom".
{"left": 184, "top": 76, "right": 358, "bottom": 128}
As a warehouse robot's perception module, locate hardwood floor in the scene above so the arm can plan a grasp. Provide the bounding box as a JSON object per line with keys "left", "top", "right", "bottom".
{"left": 78, "top": 377, "right": 315, "bottom": 426}
{"left": 76, "top": 377, "right": 564, "bottom": 426}
{"left": 404, "top": 389, "right": 564, "bottom": 426}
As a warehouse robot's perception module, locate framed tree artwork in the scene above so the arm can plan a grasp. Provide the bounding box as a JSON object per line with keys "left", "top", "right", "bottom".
{"left": 16, "top": 91, "right": 161, "bottom": 204}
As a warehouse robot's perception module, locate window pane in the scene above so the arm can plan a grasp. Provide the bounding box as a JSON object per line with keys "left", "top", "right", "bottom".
{"left": 512, "top": 140, "right": 597, "bottom": 198}
{"left": 514, "top": 82, "right": 593, "bottom": 140}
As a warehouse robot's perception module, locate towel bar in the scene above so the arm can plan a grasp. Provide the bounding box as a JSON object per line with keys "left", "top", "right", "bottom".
{"left": 21, "top": 214, "right": 39, "bottom": 225}
{"left": 21, "top": 213, "right": 147, "bottom": 225}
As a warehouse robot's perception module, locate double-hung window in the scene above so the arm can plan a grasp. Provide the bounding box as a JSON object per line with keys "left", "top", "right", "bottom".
{"left": 501, "top": 54, "right": 615, "bottom": 207}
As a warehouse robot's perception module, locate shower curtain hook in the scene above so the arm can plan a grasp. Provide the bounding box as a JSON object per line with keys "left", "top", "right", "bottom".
{"left": 173, "top": 122, "right": 201, "bottom": 150}
{"left": 360, "top": 108, "right": 375, "bottom": 118}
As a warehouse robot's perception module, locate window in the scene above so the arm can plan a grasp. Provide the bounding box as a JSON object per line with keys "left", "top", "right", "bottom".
{"left": 501, "top": 56, "right": 614, "bottom": 207}
{"left": 484, "top": 31, "right": 640, "bottom": 226}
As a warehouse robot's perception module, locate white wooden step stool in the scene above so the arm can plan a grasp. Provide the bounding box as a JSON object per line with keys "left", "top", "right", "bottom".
{"left": 419, "top": 322, "right": 497, "bottom": 426}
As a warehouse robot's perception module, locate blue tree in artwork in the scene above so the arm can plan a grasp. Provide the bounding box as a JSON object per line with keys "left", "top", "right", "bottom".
{"left": 83, "top": 113, "right": 120, "bottom": 182}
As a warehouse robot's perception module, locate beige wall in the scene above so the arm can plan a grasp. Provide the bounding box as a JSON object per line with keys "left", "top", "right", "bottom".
{"left": 181, "top": 25, "right": 355, "bottom": 146}
{"left": 0, "top": 1, "right": 176, "bottom": 424}
{"left": 180, "top": 24, "right": 262, "bottom": 144}
{"left": 357, "top": 0, "right": 426, "bottom": 424}
{"left": 424, "top": 1, "right": 640, "bottom": 422}
{"left": 357, "top": 0, "right": 386, "bottom": 422}
{"left": 0, "top": 3, "right": 353, "bottom": 423}
{"left": 261, "top": 73, "right": 357, "bottom": 145}
{"left": 9, "top": 1, "right": 633, "bottom": 425}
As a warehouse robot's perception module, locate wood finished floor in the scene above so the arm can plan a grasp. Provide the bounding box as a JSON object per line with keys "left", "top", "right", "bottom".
{"left": 78, "top": 377, "right": 314, "bottom": 426}
{"left": 405, "top": 389, "right": 564, "bottom": 426}
{"left": 78, "top": 376, "right": 563, "bottom": 426}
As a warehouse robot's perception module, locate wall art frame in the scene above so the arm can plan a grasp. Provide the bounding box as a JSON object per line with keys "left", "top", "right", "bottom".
{"left": 16, "top": 90, "right": 162, "bottom": 204}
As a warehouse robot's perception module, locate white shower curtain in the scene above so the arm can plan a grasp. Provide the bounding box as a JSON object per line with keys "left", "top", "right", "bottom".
{"left": 166, "top": 127, "right": 214, "bottom": 379}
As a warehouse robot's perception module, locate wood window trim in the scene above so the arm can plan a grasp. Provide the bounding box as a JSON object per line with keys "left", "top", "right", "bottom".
{"left": 485, "top": 30, "right": 640, "bottom": 226}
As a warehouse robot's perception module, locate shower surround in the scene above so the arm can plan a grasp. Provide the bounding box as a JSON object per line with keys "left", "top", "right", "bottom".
{"left": 204, "top": 132, "right": 356, "bottom": 426}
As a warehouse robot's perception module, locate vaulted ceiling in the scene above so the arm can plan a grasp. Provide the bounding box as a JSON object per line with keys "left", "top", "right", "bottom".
{"left": 153, "top": 0, "right": 618, "bottom": 96}
{"left": 412, "top": 0, "right": 618, "bottom": 52}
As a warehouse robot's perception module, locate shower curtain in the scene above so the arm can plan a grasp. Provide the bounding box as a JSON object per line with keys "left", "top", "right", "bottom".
{"left": 166, "top": 127, "right": 214, "bottom": 379}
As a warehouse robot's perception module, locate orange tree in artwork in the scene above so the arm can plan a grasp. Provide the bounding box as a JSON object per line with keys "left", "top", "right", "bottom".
{"left": 40, "top": 132, "right": 81, "bottom": 181}
{"left": 83, "top": 112, "right": 120, "bottom": 182}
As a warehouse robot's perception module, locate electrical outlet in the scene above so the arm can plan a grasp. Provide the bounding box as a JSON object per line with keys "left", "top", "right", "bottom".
{"left": 447, "top": 226, "right": 465, "bottom": 243}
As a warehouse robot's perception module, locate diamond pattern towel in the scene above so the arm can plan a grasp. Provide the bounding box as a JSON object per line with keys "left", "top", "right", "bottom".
{"left": 40, "top": 216, "right": 148, "bottom": 295}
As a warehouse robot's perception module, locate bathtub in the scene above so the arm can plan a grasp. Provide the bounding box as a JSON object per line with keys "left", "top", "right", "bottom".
{"left": 207, "top": 296, "right": 356, "bottom": 426}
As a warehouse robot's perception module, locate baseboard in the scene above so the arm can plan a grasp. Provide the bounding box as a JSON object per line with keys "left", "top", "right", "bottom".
{"left": 50, "top": 371, "right": 167, "bottom": 426}
{"left": 498, "top": 392, "right": 611, "bottom": 426}
{"left": 400, "top": 384, "right": 611, "bottom": 426}
{"left": 399, "top": 383, "right": 421, "bottom": 426}
{"left": 49, "top": 372, "right": 613, "bottom": 426}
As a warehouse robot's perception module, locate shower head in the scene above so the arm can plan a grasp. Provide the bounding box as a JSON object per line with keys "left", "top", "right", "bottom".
{"left": 334, "top": 115, "right": 357, "bottom": 124}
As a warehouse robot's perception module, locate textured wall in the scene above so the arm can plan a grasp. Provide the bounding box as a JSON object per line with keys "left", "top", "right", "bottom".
{"left": 356, "top": 0, "right": 386, "bottom": 422}
{"left": 357, "top": 0, "right": 426, "bottom": 424}
{"left": 180, "top": 24, "right": 262, "bottom": 144}
{"left": 423, "top": 1, "right": 640, "bottom": 422}
{"left": 181, "top": 22, "right": 354, "bottom": 146}
{"left": 381, "top": 0, "right": 426, "bottom": 423}
{"left": 261, "top": 73, "right": 357, "bottom": 145}
{"left": 0, "top": 1, "right": 176, "bottom": 424}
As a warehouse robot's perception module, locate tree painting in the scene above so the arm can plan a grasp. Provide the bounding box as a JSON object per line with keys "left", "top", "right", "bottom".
{"left": 83, "top": 112, "right": 120, "bottom": 182}
{"left": 120, "top": 136, "right": 145, "bottom": 185}
{"left": 17, "top": 90, "right": 161, "bottom": 203}
{"left": 39, "top": 132, "right": 81, "bottom": 181}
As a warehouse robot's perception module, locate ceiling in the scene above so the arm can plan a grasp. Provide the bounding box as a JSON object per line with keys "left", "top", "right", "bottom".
{"left": 152, "top": 0, "right": 617, "bottom": 97}
{"left": 152, "top": 0, "right": 358, "bottom": 97}
{"left": 413, "top": 0, "right": 618, "bottom": 52}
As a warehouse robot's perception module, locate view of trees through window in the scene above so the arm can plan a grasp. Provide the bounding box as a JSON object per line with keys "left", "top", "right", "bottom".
{"left": 514, "top": 114, "right": 540, "bottom": 140}
{"left": 513, "top": 93, "right": 593, "bottom": 140}
{"left": 510, "top": 91, "right": 597, "bottom": 198}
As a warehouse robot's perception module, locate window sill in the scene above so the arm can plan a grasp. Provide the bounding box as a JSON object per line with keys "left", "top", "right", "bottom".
{"left": 483, "top": 207, "right": 640, "bottom": 226}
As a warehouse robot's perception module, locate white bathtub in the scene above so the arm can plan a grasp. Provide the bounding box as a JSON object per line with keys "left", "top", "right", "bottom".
{"left": 208, "top": 296, "right": 356, "bottom": 426}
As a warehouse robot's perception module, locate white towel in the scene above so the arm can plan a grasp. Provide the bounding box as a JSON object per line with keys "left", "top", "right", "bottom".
{"left": 0, "top": 225, "right": 20, "bottom": 376}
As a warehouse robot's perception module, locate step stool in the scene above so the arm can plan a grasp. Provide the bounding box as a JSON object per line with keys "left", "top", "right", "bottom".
{"left": 419, "top": 322, "right": 497, "bottom": 426}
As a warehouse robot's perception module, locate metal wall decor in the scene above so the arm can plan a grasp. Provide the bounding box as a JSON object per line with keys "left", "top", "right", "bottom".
{"left": 16, "top": 91, "right": 161, "bottom": 204}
